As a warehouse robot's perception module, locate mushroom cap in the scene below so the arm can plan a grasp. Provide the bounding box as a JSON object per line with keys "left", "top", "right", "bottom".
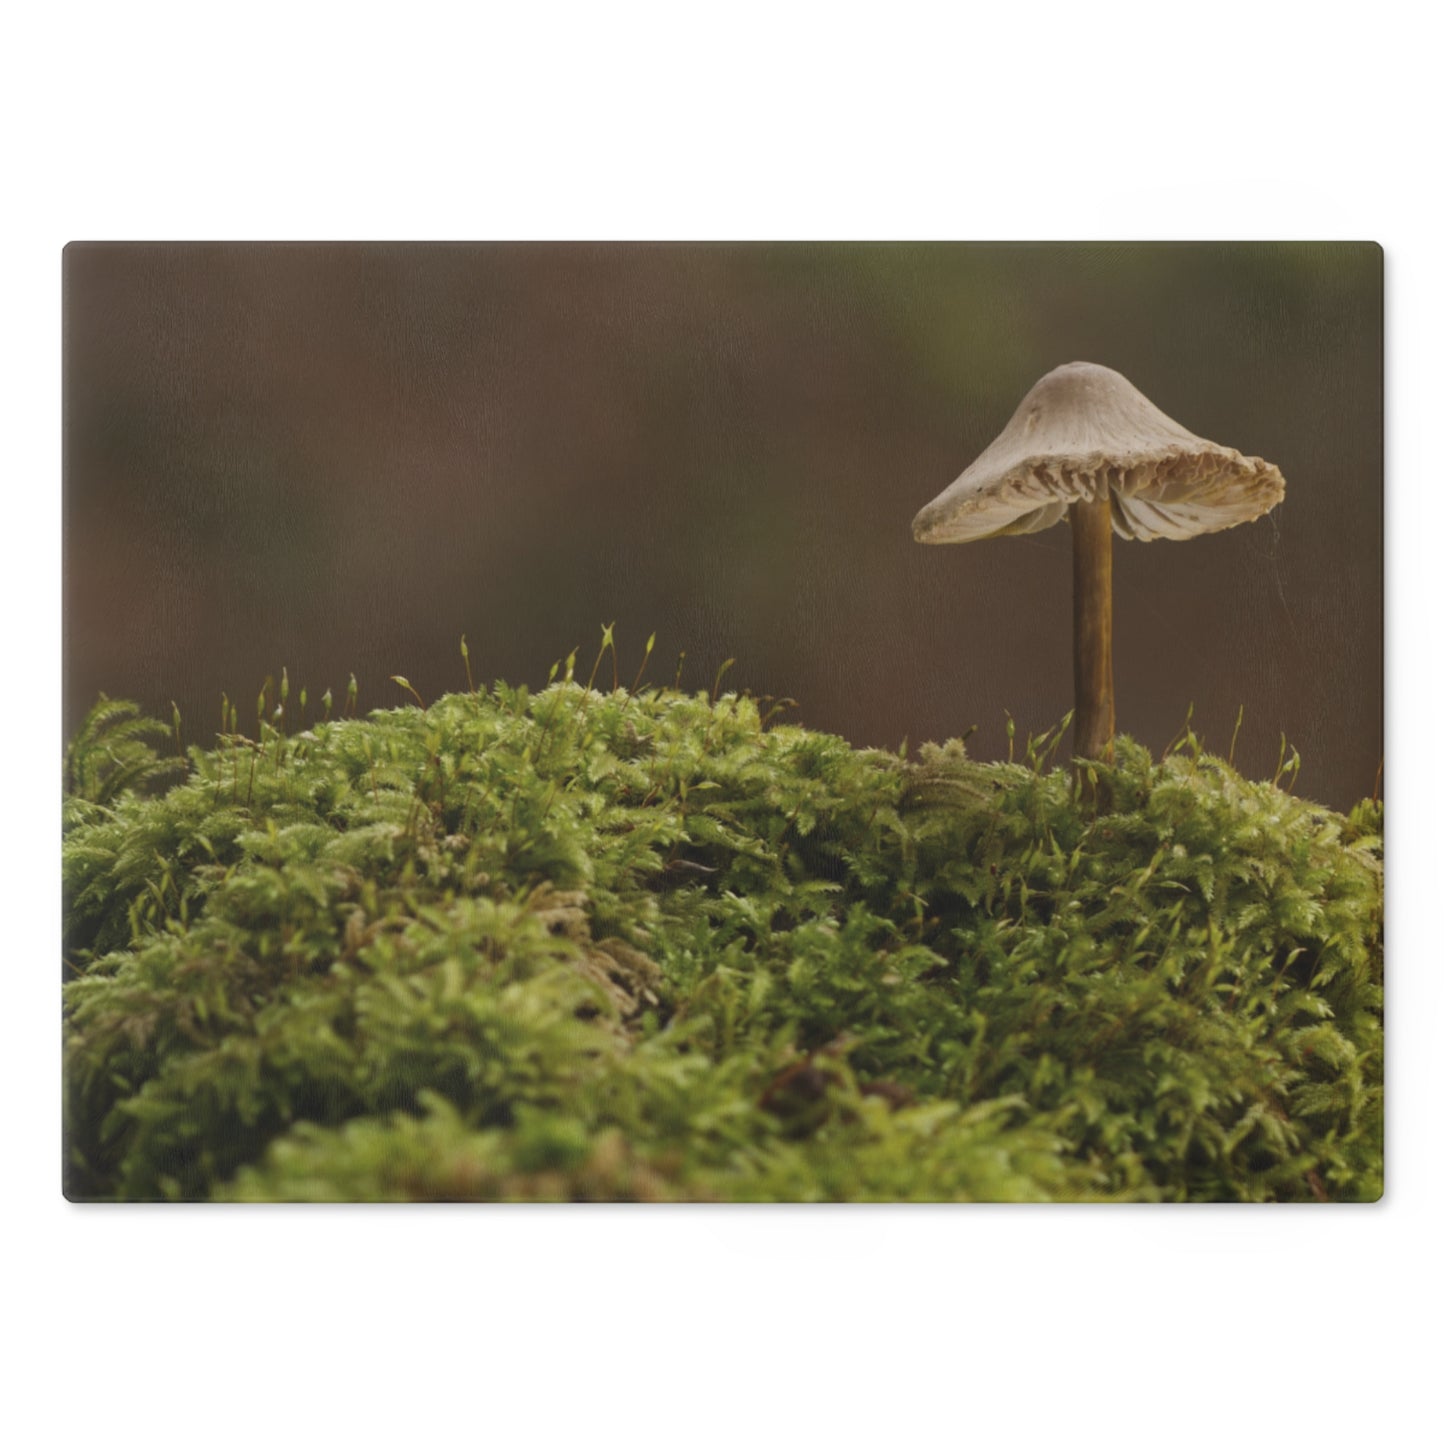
{"left": 912, "top": 361, "right": 1286, "bottom": 544}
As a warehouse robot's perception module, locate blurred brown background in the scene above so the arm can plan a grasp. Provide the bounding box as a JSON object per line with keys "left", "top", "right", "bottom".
{"left": 63, "top": 242, "right": 1382, "bottom": 810}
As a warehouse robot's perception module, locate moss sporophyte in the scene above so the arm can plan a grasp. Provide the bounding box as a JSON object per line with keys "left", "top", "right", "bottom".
{"left": 62, "top": 677, "right": 1381, "bottom": 1202}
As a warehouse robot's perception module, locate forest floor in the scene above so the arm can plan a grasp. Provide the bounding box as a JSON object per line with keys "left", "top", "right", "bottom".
{"left": 61, "top": 677, "right": 1383, "bottom": 1202}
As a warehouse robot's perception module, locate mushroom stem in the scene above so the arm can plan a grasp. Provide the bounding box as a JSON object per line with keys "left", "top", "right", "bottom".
{"left": 1071, "top": 493, "right": 1115, "bottom": 764}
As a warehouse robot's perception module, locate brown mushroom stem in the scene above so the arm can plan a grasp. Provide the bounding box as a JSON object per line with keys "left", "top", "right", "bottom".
{"left": 1071, "top": 493, "right": 1115, "bottom": 765}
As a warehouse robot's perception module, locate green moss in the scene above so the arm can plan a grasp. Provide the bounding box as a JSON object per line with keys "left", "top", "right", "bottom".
{"left": 62, "top": 679, "right": 1383, "bottom": 1202}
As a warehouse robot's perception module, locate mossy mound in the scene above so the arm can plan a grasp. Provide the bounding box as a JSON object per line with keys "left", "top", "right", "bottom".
{"left": 63, "top": 681, "right": 1383, "bottom": 1202}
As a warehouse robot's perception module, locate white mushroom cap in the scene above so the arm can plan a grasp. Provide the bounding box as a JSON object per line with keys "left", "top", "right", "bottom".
{"left": 912, "top": 361, "right": 1286, "bottom": 544}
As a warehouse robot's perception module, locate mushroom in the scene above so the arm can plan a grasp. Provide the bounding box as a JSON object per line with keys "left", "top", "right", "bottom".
{"left": 913, "top": 361, "right": 1285, "bottom": 765}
